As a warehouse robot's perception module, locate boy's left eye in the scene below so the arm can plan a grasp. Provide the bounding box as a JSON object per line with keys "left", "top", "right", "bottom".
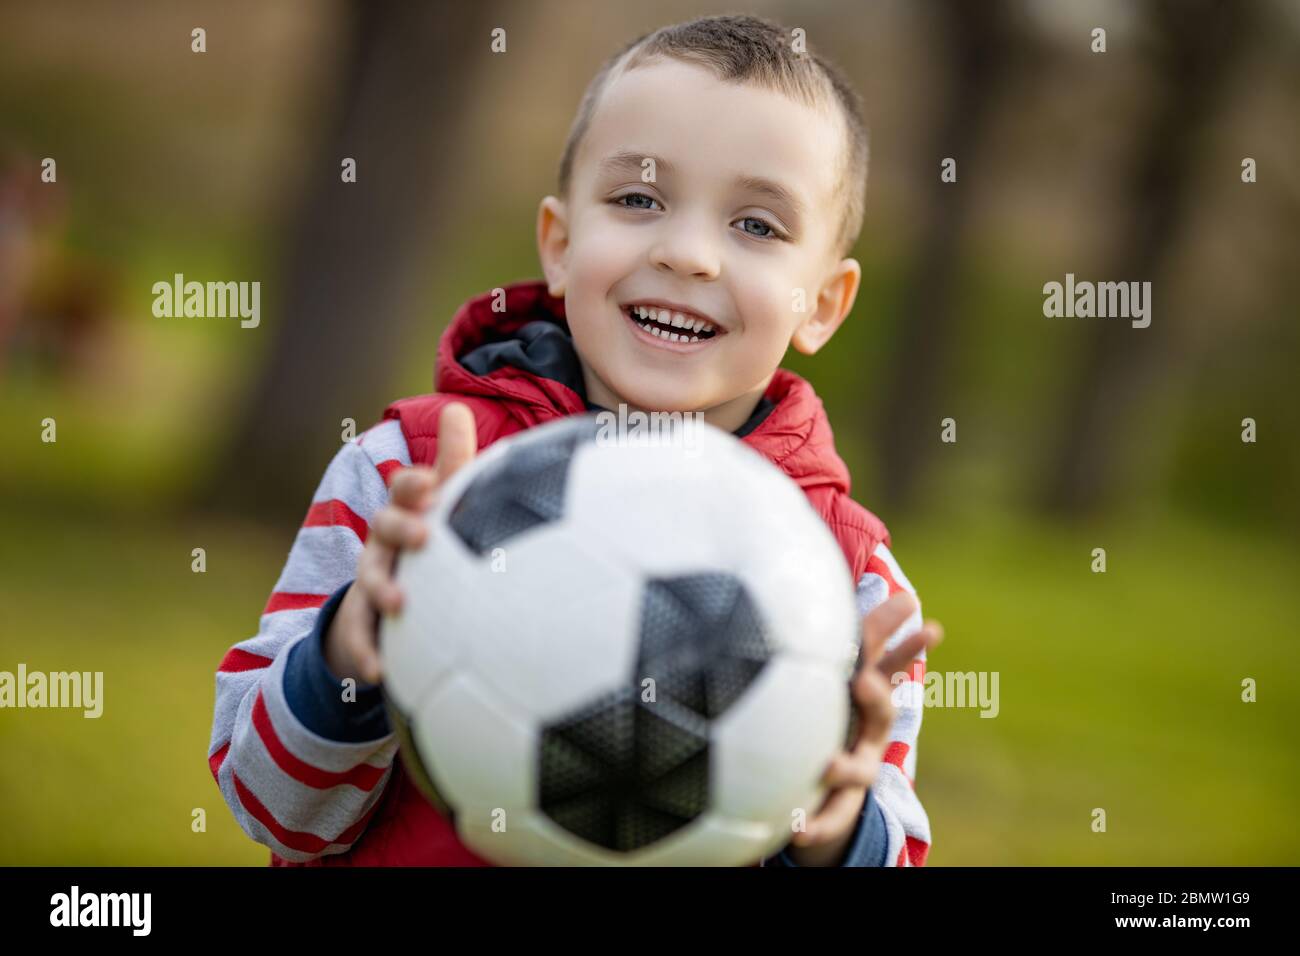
{"left": 736, "top": 216, "right": 779, "bottom": 240}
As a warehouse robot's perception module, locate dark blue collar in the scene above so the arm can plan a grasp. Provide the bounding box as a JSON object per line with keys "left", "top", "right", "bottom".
{"left": 459, "top": 320, "right": 775, "bottom": 438}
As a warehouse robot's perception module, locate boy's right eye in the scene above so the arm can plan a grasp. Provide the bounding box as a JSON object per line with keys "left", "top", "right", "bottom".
{"left": 612, "top": 193, "right": 661, "bottom": 211}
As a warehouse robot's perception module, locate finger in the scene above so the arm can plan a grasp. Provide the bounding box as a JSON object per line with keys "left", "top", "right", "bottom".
{"left": 357, "top": 531, "right": 394, "bottom": 579}
{"left": 820, "top": 751, "right": 875, "bottom": 790}
{"left": 861, "top": 591, "right": 919, "bottom": 668}
{"left": 877, "top": 620, "right": 943, "bottom": 680}
{"left": 851, "top": 669, "right": 897, "bottom": 746}
{"left": 792, "top": 787, "right": 868, "bottom": 846}
{"left": 357, "top": 542, "right": 403, "bottom": 615}
{"left": 371, "top": 506, "right": 429, "bottom": 550}
{"left": 433, "top": 402, "right": 478, "bottom": 487}
{"left": 389, "top": 466, "right": 436, "bottom": 510}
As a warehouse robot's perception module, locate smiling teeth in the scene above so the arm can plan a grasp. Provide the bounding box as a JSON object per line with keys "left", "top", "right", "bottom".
{"left": 630, "top": 304, "right": 717, "bottom": 336}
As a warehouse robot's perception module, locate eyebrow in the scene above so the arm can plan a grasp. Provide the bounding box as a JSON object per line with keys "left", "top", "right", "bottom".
{"left": 597, "top": 150, "right": 807, "bottom": 225}
{"left": 598, "top": 149, "right": 676, "bottom": 178}
{"left": 734, "top": 174, "right": 806, "bottom": 225}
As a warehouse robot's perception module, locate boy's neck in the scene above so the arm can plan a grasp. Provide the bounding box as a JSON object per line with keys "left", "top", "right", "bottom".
{"left": 581, "top": 364, "right": 771, "bottom": 434}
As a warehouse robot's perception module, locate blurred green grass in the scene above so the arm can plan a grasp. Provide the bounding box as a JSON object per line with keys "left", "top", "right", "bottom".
{"left": 903, "top": 506, "right": 1300, "bottom": 864}
{"left": 0, "top": 502, "right": 279, "bottom": 865}
{"left": 1, "top": 496, "right": 1294, "bottom": 865}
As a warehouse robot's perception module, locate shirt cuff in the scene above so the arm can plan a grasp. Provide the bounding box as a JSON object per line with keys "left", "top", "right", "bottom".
{"left": 766, "top": 788, "right": 890, "bottom": 867}
{"left": 282, "top": 581, "right": 391, "bottom": 742}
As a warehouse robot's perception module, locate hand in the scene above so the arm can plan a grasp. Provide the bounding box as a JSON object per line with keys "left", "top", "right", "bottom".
{"left": 323, "top": 402, "right": 478, "bottom": 685}
{"left": 783, "top": 590, "right": 943, "bottom": 866}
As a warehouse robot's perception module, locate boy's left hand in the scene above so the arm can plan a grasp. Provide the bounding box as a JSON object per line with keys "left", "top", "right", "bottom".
{"left": 782, "top": 591, "right": 943, "bottom": 866}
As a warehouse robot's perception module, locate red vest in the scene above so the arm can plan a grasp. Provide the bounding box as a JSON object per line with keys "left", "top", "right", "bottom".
{"left": 273, "top": 280, "right": 889, "bottom": 866}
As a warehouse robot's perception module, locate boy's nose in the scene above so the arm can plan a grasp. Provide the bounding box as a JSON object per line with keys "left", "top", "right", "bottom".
{"left": 650, "top": 222, "right": 721, "bottom": 280}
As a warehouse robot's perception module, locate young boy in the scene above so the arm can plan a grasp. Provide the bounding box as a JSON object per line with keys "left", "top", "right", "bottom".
{"left": 209, "top": 14, "right": 941, "bottom": 867}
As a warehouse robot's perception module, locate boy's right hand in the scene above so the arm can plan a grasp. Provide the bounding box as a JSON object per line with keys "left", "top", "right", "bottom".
{"left": 324, "top": 402, "right": 478, "bottom": 686}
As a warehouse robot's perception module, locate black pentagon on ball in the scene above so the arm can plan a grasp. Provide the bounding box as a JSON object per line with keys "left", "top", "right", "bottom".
{"left": 447, "top": 416, "right": 599, "bottom": 554}
{"left": 637, "top": 575, "right": 773, "bottom": 719}
{"left": 538, "top": 573, "right": 775, "bottom": 853}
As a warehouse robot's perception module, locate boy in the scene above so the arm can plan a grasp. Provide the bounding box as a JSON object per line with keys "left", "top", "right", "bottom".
{"left": 209, "top": 14, "right": 942, "bottom": 867}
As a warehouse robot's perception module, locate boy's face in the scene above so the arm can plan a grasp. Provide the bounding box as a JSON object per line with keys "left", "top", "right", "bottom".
{"left": 538, "top": 57, "right": 861, "bottom": 430}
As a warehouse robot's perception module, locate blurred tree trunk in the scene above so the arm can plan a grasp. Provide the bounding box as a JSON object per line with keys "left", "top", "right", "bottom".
{"left": 197, "top": 0, "right": 499, "bottom": 521}
{"left": 1043, "top": 0, "right": 1254, "bottom": 515}
{"left": 873, "top": 0, "right": 1016, "bottom": 512}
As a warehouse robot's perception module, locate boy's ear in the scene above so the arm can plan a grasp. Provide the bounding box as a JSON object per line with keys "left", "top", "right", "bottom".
{"left": 536, "top": 195, "right": 570, "bottom": 298}
{"left": 790, "top": 258, "right": 861, "bottom": 356}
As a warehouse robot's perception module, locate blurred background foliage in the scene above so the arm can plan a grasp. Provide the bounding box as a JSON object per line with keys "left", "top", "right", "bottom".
{"left": 1, "top": 0, "right": 1297, "bottom": 865}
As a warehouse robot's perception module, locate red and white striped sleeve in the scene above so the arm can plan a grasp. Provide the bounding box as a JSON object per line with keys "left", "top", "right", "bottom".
{"left": 207, "top": 420, "right": 412, "bottom": 862}
{"left": 856, "top": 542, "right": 933, "bottom": 867}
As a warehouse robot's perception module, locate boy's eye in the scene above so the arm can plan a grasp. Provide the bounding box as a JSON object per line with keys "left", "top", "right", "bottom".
{"left": 613, "top": 192, "right": 661, "bottom": 211}
{"left": 736, "top": 216, "right": 779, "bottom": 240}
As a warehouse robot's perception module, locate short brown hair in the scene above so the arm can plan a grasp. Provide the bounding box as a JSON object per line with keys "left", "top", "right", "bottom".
{"left": 556, "top": 14, "right": 870, "bottom": 261}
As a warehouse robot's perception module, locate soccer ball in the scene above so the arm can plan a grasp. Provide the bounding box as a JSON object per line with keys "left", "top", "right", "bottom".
{"left": 381, "top": 414, "right": 859, "bottom": 866}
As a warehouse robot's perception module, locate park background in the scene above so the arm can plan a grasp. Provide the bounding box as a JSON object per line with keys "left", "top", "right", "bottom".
{"left": 1, "top": 0, "right": 1297, "bottom": 865}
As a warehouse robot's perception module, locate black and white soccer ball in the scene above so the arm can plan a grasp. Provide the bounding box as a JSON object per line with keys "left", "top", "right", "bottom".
{"left": 381, "top": 414, "right": 859, "bottom": 865}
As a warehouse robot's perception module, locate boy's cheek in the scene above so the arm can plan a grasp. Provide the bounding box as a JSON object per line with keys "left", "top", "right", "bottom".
{"left": 567, "top": 229, "right": 639, "bottom": 283}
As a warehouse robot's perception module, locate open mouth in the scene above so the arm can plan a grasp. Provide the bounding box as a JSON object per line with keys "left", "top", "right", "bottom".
{"left": 622, "top": 304, "right": 722, "bottom": 344}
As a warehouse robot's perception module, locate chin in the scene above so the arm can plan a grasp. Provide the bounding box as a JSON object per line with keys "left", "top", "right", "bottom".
{"left": 604, "top": 373, "right": 707, "bottom": 415}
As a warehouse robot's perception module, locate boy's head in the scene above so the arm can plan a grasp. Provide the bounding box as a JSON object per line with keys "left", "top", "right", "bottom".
{"left": 536, "top": 14, "right": 870, "bottom": 430}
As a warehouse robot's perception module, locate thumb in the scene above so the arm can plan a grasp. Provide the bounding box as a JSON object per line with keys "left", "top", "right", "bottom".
{"left": 433, "top": 402, "right": 478, "bottom": 485}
